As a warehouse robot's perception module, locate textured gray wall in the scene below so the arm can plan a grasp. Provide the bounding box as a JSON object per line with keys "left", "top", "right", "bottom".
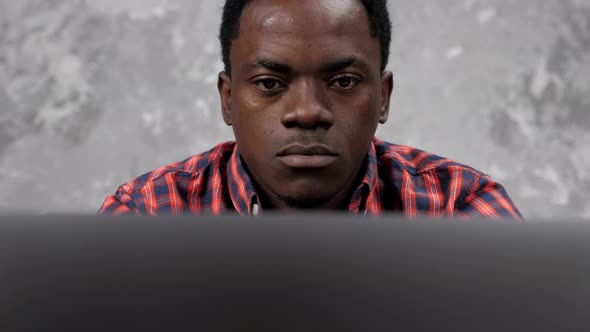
{"left": 1, "top": 0, "right": 589, "bottom": 218}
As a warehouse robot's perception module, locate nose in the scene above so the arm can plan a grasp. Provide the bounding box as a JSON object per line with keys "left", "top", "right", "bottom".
{"left": 280, "top": 80, "right": 334, "bottom": 129}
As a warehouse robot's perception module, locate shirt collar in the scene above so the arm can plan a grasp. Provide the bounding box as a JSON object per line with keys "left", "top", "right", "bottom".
{"left": 226, "top": 146, "right": 259, "bottom": 216}
{"left": 348, "top": 140, "right": 379, "bottom": 214}
{"left": 227, "top": 140, "right": 379, "bottom": 215}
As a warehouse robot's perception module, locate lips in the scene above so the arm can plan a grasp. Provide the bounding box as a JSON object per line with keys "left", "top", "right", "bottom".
{"left": 276, "top": 144, "right": 338, "bottom": 169}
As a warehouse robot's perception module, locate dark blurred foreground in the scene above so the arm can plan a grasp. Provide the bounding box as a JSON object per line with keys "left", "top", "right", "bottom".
{"left": 0, "top": 215, "right": 588, "bottom": 331}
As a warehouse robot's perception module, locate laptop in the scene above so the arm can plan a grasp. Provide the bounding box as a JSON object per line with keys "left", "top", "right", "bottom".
{"left": 0, "top": 214, "right": 588, "bottom": 331}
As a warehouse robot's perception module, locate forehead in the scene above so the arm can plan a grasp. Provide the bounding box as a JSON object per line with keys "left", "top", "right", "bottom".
{"left": 242, "top": 0, "right": 368, "bottom": 36}
{"left": 232, "top": 0, "right": 378, "bottom": 71}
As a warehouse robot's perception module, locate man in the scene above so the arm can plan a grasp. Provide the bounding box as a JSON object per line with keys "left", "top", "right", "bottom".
{"left": 98, "top": 0, "right": 522, "bottom": 219}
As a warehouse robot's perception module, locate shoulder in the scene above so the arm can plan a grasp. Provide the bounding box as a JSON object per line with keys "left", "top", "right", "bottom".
{"left": 373, "top": 137, "right": 483, "bottom": 178}
{"left": 118, "top": 141, "right": 236, "bottom": 195}
{"left": 97, "top": 141, "right": 237, "bottom": 215}
{"left": 373, "top": 137, "right": 488, "bottom": 203}
{"left": 373, "top": 138, "right": 522, "bottom": 219}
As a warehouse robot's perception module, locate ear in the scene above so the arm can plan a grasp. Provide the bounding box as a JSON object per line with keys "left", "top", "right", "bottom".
{"left": 217, "top": 71, "right": 233, "bottom": 126}
{"left": 379, "top": 71, "right": 394, "bottom": 124}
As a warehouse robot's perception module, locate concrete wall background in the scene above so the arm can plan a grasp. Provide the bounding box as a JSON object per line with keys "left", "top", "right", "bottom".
{"left": 0, "top": 0, "right": 589, "bottom": 218}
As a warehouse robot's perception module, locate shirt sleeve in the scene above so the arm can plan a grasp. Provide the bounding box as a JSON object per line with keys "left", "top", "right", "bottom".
{"left": 97, "top": 184, "right": 141, "bottom": 216}
{"left": 455, "top": 173, "right": 523, "bottom": 220}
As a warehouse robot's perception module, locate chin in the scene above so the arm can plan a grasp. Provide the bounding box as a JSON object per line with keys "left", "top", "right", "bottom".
{"left": 273, "top": 177, "right": 347, "bottom": 208}
{"left": 276, "top": 193, "right": 334, "bottom": 209}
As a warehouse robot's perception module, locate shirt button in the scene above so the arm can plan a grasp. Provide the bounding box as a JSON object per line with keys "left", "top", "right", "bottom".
{"left": 252, "top": 203, "right": 259, "bottom": 216}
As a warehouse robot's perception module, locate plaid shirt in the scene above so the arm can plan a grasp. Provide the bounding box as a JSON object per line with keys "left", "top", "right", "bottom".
{"left": 98, "top": 138, "right": 522, "bottom": 219}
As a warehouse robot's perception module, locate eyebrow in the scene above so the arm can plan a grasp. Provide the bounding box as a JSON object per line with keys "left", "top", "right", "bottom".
{"left": 319, "top": 57, "right": 358, "bottom": 73}
{"left": 250, "top": 58, "right": 293, "bottom": 74}
{"left": 249, "top": 56, "right": 360, "bottom": 74}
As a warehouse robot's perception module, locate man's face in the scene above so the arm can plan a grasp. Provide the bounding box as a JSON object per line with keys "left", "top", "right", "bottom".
{"left": 218, "top": 0, "right": 393, "bottom": 209}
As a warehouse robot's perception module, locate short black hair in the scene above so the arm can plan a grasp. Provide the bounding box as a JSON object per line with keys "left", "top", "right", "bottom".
{"left": 219, "top": 0, "right": 392, "bottom": 76}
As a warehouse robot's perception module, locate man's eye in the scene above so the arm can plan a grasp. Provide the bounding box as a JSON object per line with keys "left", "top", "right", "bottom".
{"left": 255, "top": 79, "right": 283, "bottom": 91}
{"left": 331, "top": 76, "right": 359, "bottom": 89}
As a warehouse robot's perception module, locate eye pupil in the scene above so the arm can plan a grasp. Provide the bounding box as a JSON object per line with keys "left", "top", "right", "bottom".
{"left": 263, "top": 80, "right": 276, "bottom": 89}
{"left": 338, "top": 77, "right": 352, "bottom": 88}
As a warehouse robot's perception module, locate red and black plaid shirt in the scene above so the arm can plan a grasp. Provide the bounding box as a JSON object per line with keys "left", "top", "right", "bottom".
{"left": 98, "top": 137, "right": 522, "bottom": 219}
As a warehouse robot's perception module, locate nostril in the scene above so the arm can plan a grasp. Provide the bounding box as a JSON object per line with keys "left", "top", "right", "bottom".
{"left": 282, "top": 120, "right": 299, "bottom": 129}
{"left": 281, "top": 111, "right": 299, "bottom": 128}
{"left": 281, "top": 108, "right": 333, "bottom": 129}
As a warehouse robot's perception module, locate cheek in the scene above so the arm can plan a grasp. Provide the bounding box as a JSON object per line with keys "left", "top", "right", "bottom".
{"left": 339, "top": 93, "right": 381, "bottom": 141}
{"left": 232, "top": 89, "right": 281, "bottom": 150}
